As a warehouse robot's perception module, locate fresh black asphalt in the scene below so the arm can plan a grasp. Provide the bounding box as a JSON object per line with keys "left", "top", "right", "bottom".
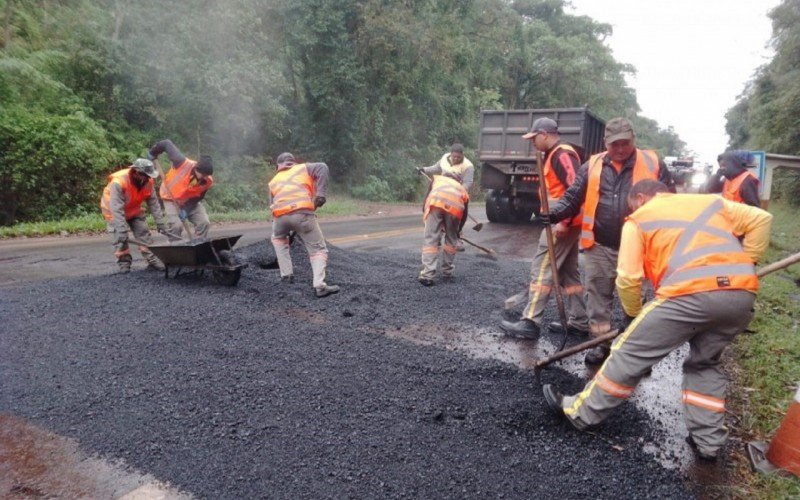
{"left": 1, "top": 240, "right": 690, "bottom": 498}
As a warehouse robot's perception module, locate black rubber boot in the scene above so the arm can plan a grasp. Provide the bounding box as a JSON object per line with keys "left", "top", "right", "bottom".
{"left": 542, "top": 384, "right": 588, "bottom": 431}
{"left": 686, "top": 435, "right": 719, "bottom": 462}
{"left": 548, "top": 321, "right": 590, "bottom": 336}
{"left": 418, "top": 277, "right": 435, "bottom": 287}
{"left": 499, "top": 319, "right": 540, "bottom": 339}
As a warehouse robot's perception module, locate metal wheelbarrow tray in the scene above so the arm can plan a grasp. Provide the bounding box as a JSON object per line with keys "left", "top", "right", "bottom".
{"left": 147, "top": 235, "right": 248, "bottom": 286}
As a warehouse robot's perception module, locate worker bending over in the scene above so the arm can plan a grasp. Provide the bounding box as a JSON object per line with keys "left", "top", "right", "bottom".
{"left": 541, "top": 117, "right": 675, "bottom": 364}
{"left": 500, "top": 117, "right": 589, "bottom": 339}
{"left": 269, "top": 152, "right": 339, "bottom": 298}
{"left": 420, "top": 143, "right": 474, "bottom": 251}
{"left": 148, "top": 140, "right": 214, "bottom": 240}
{"left": 418, "top": 171, "right": 470, "bottom": 286}
{"left": 543, "top": 180, "right": 772, "bottom": 462}
{"left": 100, "top": 159, "right": 168, "bottom": 273}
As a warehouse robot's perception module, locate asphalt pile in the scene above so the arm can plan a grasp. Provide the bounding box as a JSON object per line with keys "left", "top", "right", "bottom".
{"left": 1, "top": 240, "right": 689, "bottom": 498}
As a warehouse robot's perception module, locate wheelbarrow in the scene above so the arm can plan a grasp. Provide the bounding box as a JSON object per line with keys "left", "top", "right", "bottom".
{"left": 146, "top": 235, "right": 248, "bottom": 286}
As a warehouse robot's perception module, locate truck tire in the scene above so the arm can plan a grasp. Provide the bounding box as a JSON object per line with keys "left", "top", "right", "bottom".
{"left": 485, "top": 190, "right": 510, "bottom": 223}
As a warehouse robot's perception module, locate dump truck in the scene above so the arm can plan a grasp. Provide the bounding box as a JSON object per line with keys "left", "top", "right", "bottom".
{"left": 477, "top": 107, "right": 605, "bottom": 222}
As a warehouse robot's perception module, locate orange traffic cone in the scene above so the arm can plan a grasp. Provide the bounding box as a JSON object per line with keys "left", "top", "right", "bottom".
{"left": 747, "top": 385, "right": 800, "bottom": 477}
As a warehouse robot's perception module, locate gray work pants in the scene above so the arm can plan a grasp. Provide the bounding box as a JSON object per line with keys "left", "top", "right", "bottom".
{"left": 164, "top": 201, "right": 210, "bottom": 241}
{"left": 107, "top": 216, "right": 158, "bottom": 264}
{"left": 522, "top": 225, "right": 588, "bottom": 330}
{"left": 271, "top": 211, "right": 329, "bottom": 289}
{"left": 582, "top": 243, "right": 619, "bottom": 335}
{"left": 562, "top": 289, "right": 756, "bottom": 455}
{"left": 420, "top": 208, "right": 460, "bottom": 279}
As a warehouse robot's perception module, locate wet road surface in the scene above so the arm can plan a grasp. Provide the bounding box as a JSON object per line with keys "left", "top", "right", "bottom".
{"left": 0, "top": 210, "right": 724, "bottom": 497}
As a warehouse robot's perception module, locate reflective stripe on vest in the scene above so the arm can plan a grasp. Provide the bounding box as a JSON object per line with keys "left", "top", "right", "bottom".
{"left": 159, "top": 159, "right": 214, "bottom": 203}
{"left": 424, "top": 175, "right": 469, "bottom": 219}
{"left": 100, "top": 168, "right": 154, "bottom": 221}
{"left": 629, "top": 193, "right": 758, "bottom": 298}
{"left": 580, "top": 149, "right": 660, "bottom": 249}
{"left": 722, "top": 170, "right": 758, "bottom": 204}
{"left": 269, "top": 163, "right": 316, "bottom": 217}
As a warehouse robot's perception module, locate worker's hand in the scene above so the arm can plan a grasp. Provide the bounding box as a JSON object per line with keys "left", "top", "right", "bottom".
{"left": 178, "top": 209, "right": 188, "bottom": 222}
{"left": 314, "top": 196, "right": 326, "bottom": 208}
{"left": 156, "top": 223, "right": 168, "bottom": 235}
{"left": 416, "top": 167, "right": 424, "bottom": 175}
{"left": 114, "top": 231, "right": 129, "bottom": 246}
{"left": 533, "top": 213, "right": 552, "bottom": 226}
{"left": 552, "top": 221, "right": 568, "bottom": 238}
{"left": 147, "top": 151, "right": 155, "bottom": 161}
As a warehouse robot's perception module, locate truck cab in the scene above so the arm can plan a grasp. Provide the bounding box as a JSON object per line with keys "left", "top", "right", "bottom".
{"left": 478, "top": 108, "right": 605, "bottom": 223}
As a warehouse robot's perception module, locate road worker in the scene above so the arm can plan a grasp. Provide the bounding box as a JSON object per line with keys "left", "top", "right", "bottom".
{"left": 539, "top": 117, "right": 675, "bottom": 364}
{"left": 148, "top": 140, "right": 214, "bottom": 240}
{"left": 704, "top": 150, "right": 760, "bottom": 207}
{"left": 500, "top": 117, "right": 589, "bottom": 339}
{"left": 420, "top": 143, "right": 474, "bottom": 251}
{"left": 543, "top": 179, "right": 772, "bottom": 462}
{"left": 100, "top": 159, "right": 168, "bottom": 273}
{"left": 418, "top": 171, "right": 470, "bottom": 286}
{"left": 269, "top": 152, "right": 339, "bottom": 298}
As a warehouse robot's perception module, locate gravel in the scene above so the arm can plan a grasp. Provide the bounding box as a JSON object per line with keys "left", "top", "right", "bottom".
{"left": 1, "top": 240, "right": 690, "bottom": 498}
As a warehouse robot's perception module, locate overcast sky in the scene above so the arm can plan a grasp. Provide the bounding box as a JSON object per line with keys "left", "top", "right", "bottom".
{"left": 568, "top": 0, "right": 779, "bottom": 164}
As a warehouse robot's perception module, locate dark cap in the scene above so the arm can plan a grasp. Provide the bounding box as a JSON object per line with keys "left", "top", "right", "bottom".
{"left": 276, "top": 152, "right": 296, "bottom": 166}
{"left": 450, "top": 143, "right": 464, "bottom": 153}
{"left": 523, "top": 117, "right": 558, "bottom": 139}
{"left": 604, "top": 117, "right": 635, "bottom": 143}
{"left": 196, "top": 155, "right": 214, "bottom": 175}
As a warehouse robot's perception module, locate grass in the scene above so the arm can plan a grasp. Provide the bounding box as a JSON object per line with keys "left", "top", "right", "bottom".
{"left": 0, "top": 197, "right": 390, "bottom": 238}
{"left": 728, "top": 201, "right": 800, "bottom": 497}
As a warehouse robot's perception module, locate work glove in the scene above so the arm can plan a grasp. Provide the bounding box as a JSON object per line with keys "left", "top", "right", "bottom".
{"left": 178, "top": 209, "right": 188, "bottom": 222}
{"left": 114, "top": 231, "right": 129, "bottom": 246}
{"left": 156, "top": 223, "right": 168, "bottom": 235}
{"left": 314, "top": 196, "right": 326, "bottom": 208}
{"left": 416, "top": 167, "right": 424, "bottom": 175}
{"left": 147, "top": 151, "right": 155, "bottom": 161}
{"left": 532, "top": 212, "right": 552, "bottom": 226}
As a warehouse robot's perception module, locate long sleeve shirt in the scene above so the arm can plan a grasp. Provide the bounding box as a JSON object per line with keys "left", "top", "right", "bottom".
{"left": 549, "top": 150, "right": 676, "bottom": 249}
{"left": 149, "top": 139, "right": 187, "bottom": 168}
{"left": 108, "top": 183, "right": 165, "bottom": 233}
{"left": 422, "top": 153, "right": 475, "bottom": 190}
{"left": 615, "top": 197, "right": 773, "bottom": 316}
{"left": 267, "top": 162, "right": 329, "bottom": 211}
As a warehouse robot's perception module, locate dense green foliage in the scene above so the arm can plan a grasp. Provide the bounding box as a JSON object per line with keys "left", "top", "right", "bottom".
{"left": 725, "top": 0, "right": 800, "bottom": 204}
{"left": 1, "top": 0, "right": 685, "bottom": 224}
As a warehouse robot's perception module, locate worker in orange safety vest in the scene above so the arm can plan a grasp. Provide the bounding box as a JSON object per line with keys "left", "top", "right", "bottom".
{"left": 500, "top": 117, "right": 589, "bottom": 339}
{"left": 418, "top": 171, "right": 470, "bottom": 286}
{"left": 543, "top": 179, "right": 773, "bottom": 462}
{"left": 148, "top": 140, "right": 214, "bottom": 240}
{"left": 268, "top": 152, "right": 339, "bottom": 298}
{"left": 100, "top": 159, "right": 169, "bottom": 273}
{"left": 704, "top": 150, "right": 761, "bottom": 207}
{"left": 537, "top": 117, "right": 675, "bottom": 365}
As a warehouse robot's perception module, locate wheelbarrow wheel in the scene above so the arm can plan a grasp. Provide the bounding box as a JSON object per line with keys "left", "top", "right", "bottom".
{"left": 213, "top": 249, "right": 242, "bottom": 286}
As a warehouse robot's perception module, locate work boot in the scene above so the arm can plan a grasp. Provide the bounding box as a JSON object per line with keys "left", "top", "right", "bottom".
{"left": 499, "top": 319, "right": 540, "bottom": 339}
{"left": 442, "top": 274, "right": 454, "bottom": 282}
{"left": 584, "top": 343, "right": 611, "bottom": 365}
{"left": 418, "top": 277, "right": 435, "bottom": 287}
{"left": 542, "top": 385, "right": 588, "bottom": 431}
{"left": 117, "top": 254, "right": 132, "bottom": 274}
{"left": 281, "top": 275, "right": 294, "bottom": 284}
{"left": 315, "top": 284, "right": 340, "bottom": 298}
{"left": 144, "top": 254, "right": 165, "bottom": 271}
{"left": 686, "top": 435, "right": 719, "bottom": 462}
{"left": 548, "top": 321, "right": 590, "bottom": 337}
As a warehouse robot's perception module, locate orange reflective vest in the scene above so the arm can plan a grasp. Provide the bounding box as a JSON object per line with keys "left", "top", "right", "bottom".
{"left": 628, "top": 193, "right": 758, "bottom": 298}
{"left": 581, "top": 149, "right": 660, "bottom": 249}
{"left": 100, "top": 168, "right": 154, "bottom": 221}
{"left": 424, "top": 175, "right": 469, "bottom": 220}
{"left": 159, "top": 159, "right": 214, "bottom": 203}
{"left": 269, "top": 163, "right": 316, "bottom": 217}
{"left": 722, "top": 170, "right": 758, "bottom": 204}
{"left": 543, "top": 143, "right": 581, "bottom": 227}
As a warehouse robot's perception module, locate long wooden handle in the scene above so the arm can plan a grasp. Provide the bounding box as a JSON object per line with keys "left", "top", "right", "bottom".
{"left": 757, "top": 251, "right": 800, "bottom": 277}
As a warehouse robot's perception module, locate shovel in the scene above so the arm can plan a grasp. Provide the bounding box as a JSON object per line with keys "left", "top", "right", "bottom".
{"left": 417, "top": 169, "right": 483, "bottom": 232}
{"left": 459, "top": 235, "right": 497, "bottom": 260}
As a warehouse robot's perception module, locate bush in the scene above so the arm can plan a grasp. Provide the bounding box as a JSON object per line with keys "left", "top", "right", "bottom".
{"left": 351, "top": 175, "right": 394, "bottom": 202}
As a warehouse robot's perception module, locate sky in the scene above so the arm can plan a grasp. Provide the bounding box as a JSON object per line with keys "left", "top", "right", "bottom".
{"left": 568, "top": 0, "right": 779, "bottom": 164}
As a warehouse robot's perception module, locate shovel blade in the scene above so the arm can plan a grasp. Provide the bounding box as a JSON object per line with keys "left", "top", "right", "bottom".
{"left": 472, "top": 223, "right": 484, "bottom": 231}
